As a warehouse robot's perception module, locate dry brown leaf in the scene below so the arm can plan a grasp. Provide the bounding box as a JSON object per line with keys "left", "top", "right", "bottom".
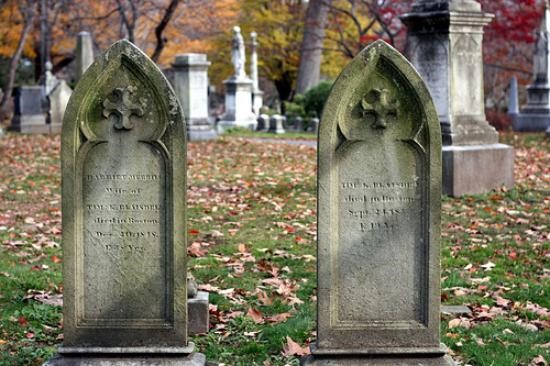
{"left": 282, "top": 336, "right": 310, "bottom": 356}
{"left": 246, "top": 308, "right": 265, "bottom": 324}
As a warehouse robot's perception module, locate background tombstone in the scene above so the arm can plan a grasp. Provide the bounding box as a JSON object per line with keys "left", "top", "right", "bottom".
{"left": 508, "top": 76, "right": 519, "bottom": 117}
{"left": 10, "top": 86, "right": 48, "bottom": 133}
{"left": 45, "top": 40, "right": 205, "bottom": 366}
{"left": 402, "top": 0, "right": 514, "bottom": 196}
{"left": 44, "top": 61, "right": 72, "bottom": 132}
{"left": 172, "top": 54, "right": 217, "bottom": 141}
{"left": 302, "top": 40, "right": 454, "bottom": 365}
{"left": 75, "top": 31, "right": 94, "bottom": 82}
{"left": 513, "top": 2, "right": 550, "bottom": 132}
{"left": 268, "top": 114, "right": 285, "bottom": 134}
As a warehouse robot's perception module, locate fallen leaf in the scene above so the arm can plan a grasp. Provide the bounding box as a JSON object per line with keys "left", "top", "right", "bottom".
{"left": 246, "top": 308, "right": 265, "bottom": 324}
{"left": 282, "top": 336, "right": 310, "bottom": 356}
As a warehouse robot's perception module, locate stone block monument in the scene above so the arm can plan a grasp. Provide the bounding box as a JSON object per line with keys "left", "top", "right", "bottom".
{"left": 218, "top": 26, "right": 257, "bottom": 131}
{"left": 402, "top": 0, "right": 514, "bottom": 196}
{"left": 44, "top": 61, "right": 72, "bottom": 132}
{"left": 75, "top": 31, "right": 94, "bottom": 82}
{"left": 250, "top": 31, "right": 264, "bottom": 116}
{"left": 301, "top": 40, "right": 455, "bottom": 365}
{"left": 172, "top": 54, "right": 217, "bottom": 141}
{"left": 10, "top": 86, "right": 49, "bottom": 134}
{"left": 512, "top": 2, "right": 550, "bottom": 132}
{"left": 44, "top": 40, "right": 205, "bottom": 366}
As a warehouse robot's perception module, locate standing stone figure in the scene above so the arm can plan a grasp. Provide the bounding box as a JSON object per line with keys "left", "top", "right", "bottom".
{"left": 231, "top": 26, "right": 246, "bottom": 79}
{"left": 512, "top": 1, "right": 550, "bottom": 132}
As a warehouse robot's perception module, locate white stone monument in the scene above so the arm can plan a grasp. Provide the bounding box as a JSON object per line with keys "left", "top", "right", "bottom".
{"left": 512, "top": 1, "right": 550, "bottom": 132}
{"left": 402, "top": 0, "right": 514, "bottom": 197}
{"left": 250, "top": 31, "right": 264, "bottom": 116}
{"left": 75, "top": 31, "right": 94, "bottom": 82}
{"left": 172, "top": 54, "right": 217, "bottom": 141}
{"left": 218, "top": 26, "right": 257, "bottom": 131}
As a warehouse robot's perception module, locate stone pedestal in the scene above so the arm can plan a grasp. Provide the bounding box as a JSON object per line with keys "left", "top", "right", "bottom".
{"left": 218, "top": 76, "right": 257, "bottom": 131}
{"left": 302, "top": 353, "right": 455, "bottom": 366}
{"left": 402, "top": 0, "right": 514, "bottom": 197}
{"left": 268, "top": 114, "right": 285, "bottom": 134}
{"left": 45, "top": 353, "right": 206, "bottom": 366}
{"left": 188, "top": 291, "right": 209, "bottom": 335}
{"left": 172, "top": 54, "right": 217, "bottom": 141}
{"left": 443, "top": 144, "right": 514, "bottom": 196}
{"left": 10, "top": 86, "right": 49, "bottom": 134}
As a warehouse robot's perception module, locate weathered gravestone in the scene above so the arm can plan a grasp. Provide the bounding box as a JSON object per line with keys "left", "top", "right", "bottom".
{"left": 44, "top": 40, "right": 205, "bottom": 366}
{"left": 302, "top": 40, "right": 455, "bottom": 365}
{"left": 10, "top": 86, "right": 49, "bottom": 133}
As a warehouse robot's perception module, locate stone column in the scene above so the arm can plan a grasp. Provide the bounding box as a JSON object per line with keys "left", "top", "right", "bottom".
{"left": 513, "top": 2, "right": 550, "bottom": 132}
{"left": 508, "top": 76, "right": 519, "bottom": 115}
{"left": 75, "top": 31, "right": 94, "bottom": 82}
{"left": 172, "top": 54, "right": 217, "bottom": 141}
{"left": 402, "top": 0, "right": 514, "bottom": 196}
{"left": 250, "top": 31, "right": 264, "bottom": 115}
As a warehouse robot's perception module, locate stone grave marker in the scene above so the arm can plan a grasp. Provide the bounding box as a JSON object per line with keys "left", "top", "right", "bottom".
{"left": 45, "top": 40, "right": 205, "bottom": 366}
{"left": 10, "top": 86, "right": 48, "bottom": 133}
{"left": 302, "top": 40, "right": 455, "bottom": 365}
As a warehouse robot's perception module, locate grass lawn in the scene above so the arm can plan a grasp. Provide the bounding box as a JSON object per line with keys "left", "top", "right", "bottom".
{"left": 0, "top": 132, "right": 548, "bottom": 366}
{"left": 223, "top": 127, "right": 317, "bottom": 140}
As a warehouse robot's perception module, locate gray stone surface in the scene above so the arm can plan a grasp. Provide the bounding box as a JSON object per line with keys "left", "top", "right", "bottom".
{"left": 188, "top": 291, "right": 209, "bottom": 335}
{"left": 75, "top": 32, "right": 94, "bottom": 81}
{"left": 172, "top": 54, "right": 217, "bottom": 141}
{"left": 250, "top": 31, "right": 263, "bottom": 115}
{"left": 403, "top": 0, "right": 514, "bottom": 197}
{"left": 309, "top": 40, "right": 454, "bottom": 365}
{"left": 49, "top": 80, "right": 72, "bottom": 131}
{"left": 268, "top": 114, "right": 285, "bottom": 134}
{"left": 256, "top": 113, "right": 269, "bottom": 131}
{"left": 508, "top": 76, "right": 519, "bottom": 115}
{"left": 513, "top": 3, "right": 550, "bottom": 132}
{"left": 403, "top": 0, "right": 497, "bottom": 146}
{"left": 10, "top": 86, "right": 48, "bottom": 133}
{"left": 44, "top": 352, "right": 206, "bottom": 366}
{"left": 218, "top": 77, "right": 257, "bottom": 131}
{"left": 442, "top": 144, "right": 514, "bottom": 196}
{"left": 45, "top": 39, "right": 204, "bottom": 365}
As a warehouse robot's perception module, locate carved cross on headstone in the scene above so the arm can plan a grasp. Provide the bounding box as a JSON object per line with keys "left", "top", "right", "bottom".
{"left": 361, "top": 88, "right": 398, "bottom": 129}
{"left": 103, "top": 87, "right": 144, "bottom": 130}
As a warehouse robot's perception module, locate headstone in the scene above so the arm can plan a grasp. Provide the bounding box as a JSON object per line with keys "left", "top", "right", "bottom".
{"left": 10, "top": 86, "right": 49, "bottom": 133}
{"left": 250, "top": 31, "right": 264, "bottom": 115}
{"left": 294, "top": 116, "right": 304, "bottom": 131}
{"left": 402, "top": 0, "right": 514, "bottom": 197}
{"left": 302, "top": 40, "right": 455, "bottom": 365}
{"left": 75, "top": 31, "right": 94, "bottom": 82}
{"left": 508, "top": 76, "right": 519, "bottom": 116}
{"left": 44, "top": 40, "right": 205, "bottom": 366}
{"left": 513, "top": 2, "right": 550, "bottom": 132}
{"left": 44, "top": 61, "right": 73, "bottom": 132}
{"left": 269, "top": 114, "right": 285, "bottom": 134}
{"left": 256, "top": 113, "right": 269, "bottom": 131}
{"left": 48, "top": 80, "right": 72, "bottom": 133}
{"left": 308, "top": 117, "right": 320, "bottom": 134}
{"left": 218, "top": 26, "right": 257, "bottom": 131}
{"left": 172, "top": 54, "right": 217, "bottom": 141}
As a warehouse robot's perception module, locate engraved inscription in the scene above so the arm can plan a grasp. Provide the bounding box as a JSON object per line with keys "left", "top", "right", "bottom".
{"left": 336, "top": 140, "right": 423, "bottom": 324}
{"left": 82, "top": 142, "right": 167, "bottom": 324}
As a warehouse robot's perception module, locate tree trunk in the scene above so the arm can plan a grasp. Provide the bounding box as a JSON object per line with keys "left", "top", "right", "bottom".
{"left": 151, "top": 0, "right": 180, "bottom": 62}
{"left": 0, "top": 6, "right": 36, "bottom": 120}
{"left": 295, "top": 0, "right": 331, "bottom": 95}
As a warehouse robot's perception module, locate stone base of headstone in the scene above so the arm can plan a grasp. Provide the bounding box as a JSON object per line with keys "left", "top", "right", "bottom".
{"left": 218, "top": 77, "right": 257, "bottom": 131}
{"left": 188, "top": 118, "right": 217, "bottom": 141}
{"left": 512, "top": 113, "right": 550, "bottom": 132}
{"left": 269, "top": 115, "right": 285, "bottom": 134}
{"left": 442, "top": 144, "right": 514, "bottom": 196}
{"left": 188, "top": 291, "right": 209, "bottom": 335}
{"left": 10, "top": 115, "right": 50, "bottom": 134}
{"left": 44, "top": 352, "right": 206, "bottom": 366}
{"left": 253, "top": 89, "right": 264, "bottom": 116}
{"left": 301, "top": 353, "right": 456, "bottom": 366}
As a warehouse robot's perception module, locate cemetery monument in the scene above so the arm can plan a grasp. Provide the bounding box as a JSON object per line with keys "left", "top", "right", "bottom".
{"left": 250, "top": 31, "right": 264, "bottom": 115}
{"left": 172, "top": 54, "right": 217, "bottom": 141}
{"left": 44, "top": 61, "right": 72, "bottom": 130}
{"left": 218, "top": 26, "right": 257, "bottom": 131}
{"left": 402, "top": 0, "right": 514, "bottom": 196}
{"left": 44, "top": 40, "right": 206, "bottom": 365}
{"left": 302, "top": 40, "right": 455, "bottom": 365}
{"left": 75, "top": 31, "right": 94, "bottom": 82}
{"left": 10, "top": 86, "right": 48, "bottom": 134}
{"left": 511, "top": 1, "right": 550, "bottom": 132}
